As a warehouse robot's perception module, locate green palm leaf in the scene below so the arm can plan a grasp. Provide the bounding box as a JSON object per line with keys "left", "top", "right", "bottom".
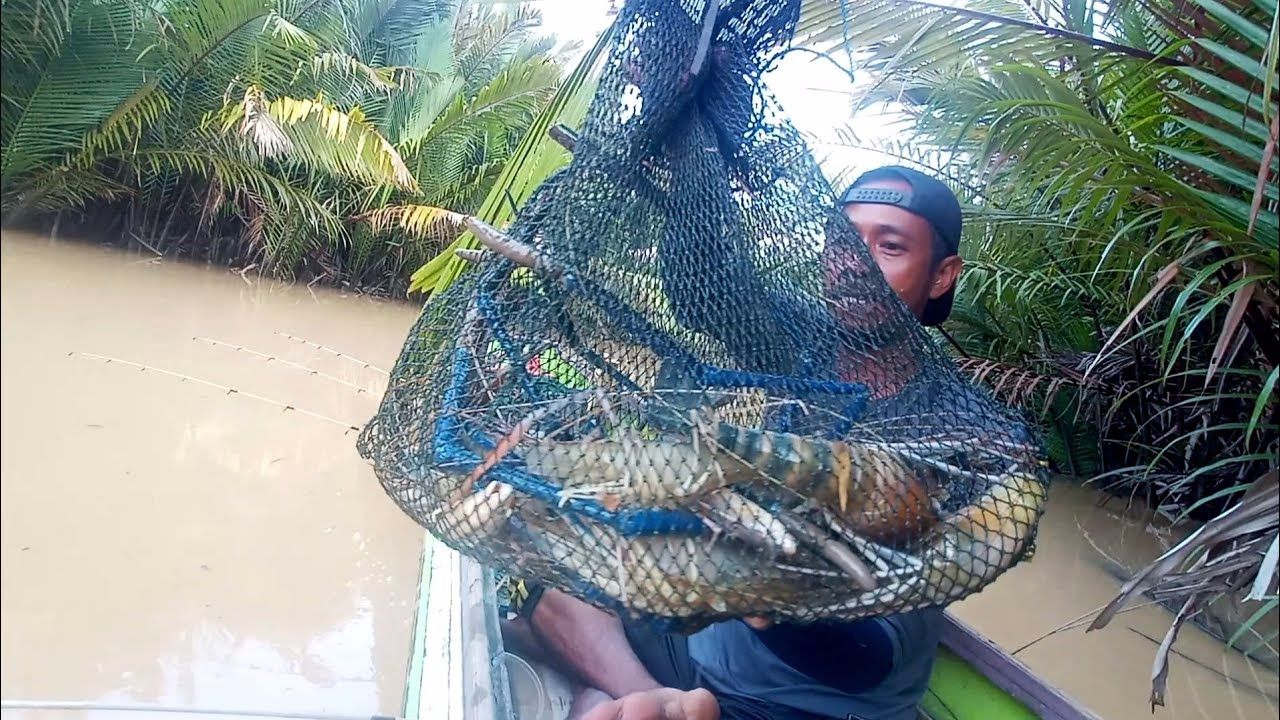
{"left": 1, "top": 0, "right": 151, "bottom": 192}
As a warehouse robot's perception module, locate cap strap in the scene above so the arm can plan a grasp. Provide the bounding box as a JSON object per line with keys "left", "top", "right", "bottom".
{"left": 842, "top": 187, "right": 911, "bottom": 206}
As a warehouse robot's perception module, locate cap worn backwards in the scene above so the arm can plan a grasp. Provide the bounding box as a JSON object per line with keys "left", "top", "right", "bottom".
{"left": 840, "top": 166, "right": 964, "bottom": 326}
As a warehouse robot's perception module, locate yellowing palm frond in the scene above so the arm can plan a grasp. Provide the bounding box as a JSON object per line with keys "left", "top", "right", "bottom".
{"left": 213, "top": 87, "right": 416, "bottom": 190}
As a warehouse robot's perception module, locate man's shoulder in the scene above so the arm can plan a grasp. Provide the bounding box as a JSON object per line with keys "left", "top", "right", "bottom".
{"left": 879, "top": 607, "right": 947, "bottom": 659}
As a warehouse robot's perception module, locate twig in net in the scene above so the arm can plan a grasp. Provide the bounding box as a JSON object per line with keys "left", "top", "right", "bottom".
{"left": 463, "top": 217, "right": 544, "bottom": 271}
{"left": 274, "top": 331, "right": 389, "bottom": 375}
{"left": 71, "top": 352, "right": 362, "bottom": 433}
{"left": 774, "top": 511, "right": 877, "bottom": 591}
{"left": 193, "top": 336, "right": 373, "bottom": 394}
{"left": 548, "top": 123, "right": 578, "bottom": 152}
{"left": 461, "top": 393, "right": 594, "bottom": 497}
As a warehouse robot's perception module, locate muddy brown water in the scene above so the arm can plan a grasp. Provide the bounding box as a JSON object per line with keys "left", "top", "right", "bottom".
{"left": 2, "top": 232, "right": 1276, "bottom": 720}
{"left": 2, "top": 232, "right": 425, "bottom": 719}
{"left": 950, "top": 481, "right": 1277, "bottom": 720}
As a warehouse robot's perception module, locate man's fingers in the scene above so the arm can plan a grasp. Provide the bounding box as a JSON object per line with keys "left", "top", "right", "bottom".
{"left": 580, "top": 701, "right": 624, "bottom": 720}
{"left": 676, "top": 688, "right": 720, "bottom": 720}
{"left": 580, "top": 694, "right": 656, "bottom": 720}
{"left": 580, "top": 688, "right": 720, "bottom": 720}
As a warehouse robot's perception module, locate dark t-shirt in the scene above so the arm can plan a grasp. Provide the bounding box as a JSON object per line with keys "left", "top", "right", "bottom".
{"left": 688, "top": 609, "right": 945, "bottom": 720}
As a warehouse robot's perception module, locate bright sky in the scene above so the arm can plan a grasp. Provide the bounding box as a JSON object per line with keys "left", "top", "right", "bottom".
{"left": 528, "top": 0, "right": 909, "bottom": 187}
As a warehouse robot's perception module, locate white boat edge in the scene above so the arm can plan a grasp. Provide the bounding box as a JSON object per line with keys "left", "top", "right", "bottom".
{"left": 403, "top": 532, "right": 516, "bottom": 720}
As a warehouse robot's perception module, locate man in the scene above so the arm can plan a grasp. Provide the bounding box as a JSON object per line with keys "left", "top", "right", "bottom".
{"left": 501, "top": 165, "right": 967, "bottom": 720}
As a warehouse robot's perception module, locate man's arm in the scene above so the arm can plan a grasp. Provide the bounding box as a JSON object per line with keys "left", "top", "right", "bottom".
{"left": 528, "top": 588, "right": 664, "bottom": 699}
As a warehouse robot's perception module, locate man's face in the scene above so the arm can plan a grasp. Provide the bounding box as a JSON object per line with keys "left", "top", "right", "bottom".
{"left": 837, "top": 178, "right": 961, "bottom": 322}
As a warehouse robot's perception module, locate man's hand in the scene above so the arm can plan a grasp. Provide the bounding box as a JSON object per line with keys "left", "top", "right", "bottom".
{"left": 580, "top": 688, "right": 720, "bottom": 720}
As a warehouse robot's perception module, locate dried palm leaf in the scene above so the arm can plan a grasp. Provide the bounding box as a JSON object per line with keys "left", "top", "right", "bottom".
{"left": 1089, "top": 469, "right": 1279, "bottom": 706}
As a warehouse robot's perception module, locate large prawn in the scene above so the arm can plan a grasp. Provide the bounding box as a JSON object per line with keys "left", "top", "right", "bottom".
{"left": 519, "top": 414, "right": 943, "bottom": 546}
{"left": 508, "top": 408, "right": 1047, "bottom": 620}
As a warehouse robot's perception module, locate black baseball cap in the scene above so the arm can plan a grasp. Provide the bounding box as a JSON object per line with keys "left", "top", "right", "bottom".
{"left": 840, "top": 165, "right": 963, "bottom": 326}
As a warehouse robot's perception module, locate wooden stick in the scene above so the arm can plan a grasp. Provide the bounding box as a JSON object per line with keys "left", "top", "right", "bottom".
{"left": 462, "top": 217, "right": 546, "bottom": 271}
{"left": 689, "top": 0, "right": 719, "bottom": 77}
{"left": 71, "top": 352, "right": 362, "bottom": 433}
{"left": 193, "top": 337, "right": 373, "bottom": 394}
{"left": 775, "top": 511, "right": 877, "bottom": 591}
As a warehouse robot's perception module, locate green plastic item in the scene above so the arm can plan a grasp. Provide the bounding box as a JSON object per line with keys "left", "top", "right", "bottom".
{"left": 538, "top": 347, "right": 591, "bottom": 389}
{"left": 920, "top": 646, "right": 1040, "bottom": 720}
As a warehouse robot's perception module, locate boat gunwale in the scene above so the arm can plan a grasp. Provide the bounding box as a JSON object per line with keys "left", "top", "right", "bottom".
{"left": 437, "top": 563, "right": 1101, "bottom": 720}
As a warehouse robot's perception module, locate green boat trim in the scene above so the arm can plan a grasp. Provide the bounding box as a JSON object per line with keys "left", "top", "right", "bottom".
{"left": 921, "top": 646, "right": 1039, "bottom": 720}
{"left": 401, "top": 532, "right": 433, "bottom": 716}
{"left": 921, "top": 614, "right": 1102, "bottom": 720}
{"left": 409, "top": 549, "right": 1101, "bottom": 720}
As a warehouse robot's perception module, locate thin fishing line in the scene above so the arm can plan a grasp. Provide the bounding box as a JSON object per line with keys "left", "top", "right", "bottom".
{"left": 274, "top": 332, "right": 389, "bottom": 376}
{"left": 71, "top": 352, "right": 362, "bottom": 433}
{"left": 193, "top": 336, "right": 374, "bottom": 395}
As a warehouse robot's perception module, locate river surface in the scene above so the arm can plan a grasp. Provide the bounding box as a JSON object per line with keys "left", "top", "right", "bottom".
{"left": 2, "top": 232, "right": 1277, "bottom": 720}
{"left": 1, "top": 232, "right": 426, "bottom": 719}
{"left": 949, "top": 480, "right": 1277, "bottom": 720}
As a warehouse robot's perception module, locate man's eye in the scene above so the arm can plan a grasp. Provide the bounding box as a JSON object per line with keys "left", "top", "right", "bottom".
{"left": 881, "top": 242, "right": 906, "bottom": 254}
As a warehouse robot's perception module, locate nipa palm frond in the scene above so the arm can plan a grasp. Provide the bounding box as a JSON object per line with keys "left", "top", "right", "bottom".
{"left": 1089, "top": 470, "right": 1278, "bottom": 709}
{"left": 209, "top": 85, "right": 416, "bottom": 191}
{"left": 1, "top": 0, "right": 153, "bottom": 192}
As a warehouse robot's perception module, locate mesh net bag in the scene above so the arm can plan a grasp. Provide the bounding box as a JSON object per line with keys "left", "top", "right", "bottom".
{"left": 358, "top": 0, "right": 1049, "bottom": 633}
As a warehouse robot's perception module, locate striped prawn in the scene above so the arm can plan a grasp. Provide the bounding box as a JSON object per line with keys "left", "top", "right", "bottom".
{"left": 515, "top": 406, "right": 1047, "bottom": 610}
{"left": 515, "top": 434, "right": 1048, "bottom": 624}
{"left": 519, "top": 411, "right": 944, "bottom": 547}
{"left": 519, "top": 508, "right": 826, "bottom": 622}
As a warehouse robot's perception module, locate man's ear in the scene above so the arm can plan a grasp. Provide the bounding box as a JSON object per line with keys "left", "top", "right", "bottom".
{"left": 930, "top": 255, "right": 963, "bottom": 300}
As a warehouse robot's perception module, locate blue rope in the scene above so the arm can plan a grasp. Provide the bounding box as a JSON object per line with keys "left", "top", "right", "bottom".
{"left": 433, "top": 344, "right": 477, "bottom": 470}
{"left": 435, "top": 427, "right": 706, "bottom": 537}
{"left": 433, "top": 344, "right": 705, "bottom": 537}
{"left": 561, "top": 271, "right": 702, "bottom": 369}
{"left": 481, "top": 461, "right": 707, "bottom": 536}
{"left": 564, "top": 574, "right": 686, "bottom": 634}
{"left": 827, "top": 394, "right": 870, "bottom": 440}
{"left": 572, "top": 343, "right": 646, "bottom": 394}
